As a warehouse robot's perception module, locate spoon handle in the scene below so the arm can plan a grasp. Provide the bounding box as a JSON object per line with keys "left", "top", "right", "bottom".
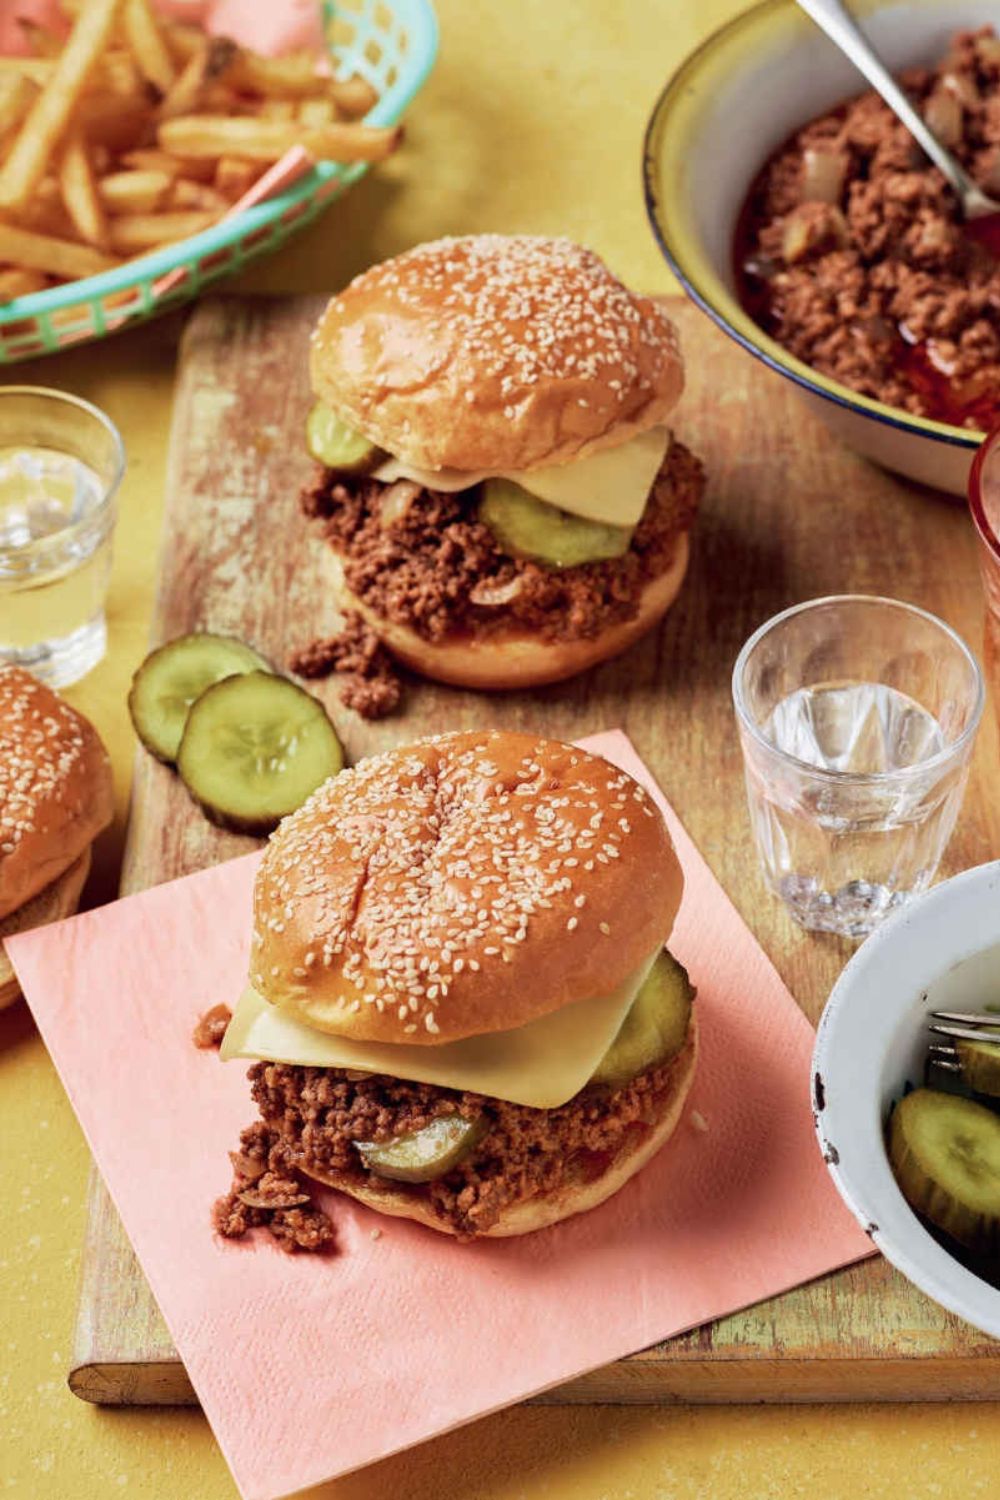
{"left": 795, "top": 0, "right": 991, "bottom": 214}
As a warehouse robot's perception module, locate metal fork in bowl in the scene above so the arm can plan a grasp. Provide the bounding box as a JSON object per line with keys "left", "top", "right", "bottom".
{"left": 796, "top": 0, "right": 1000, "bottom": 225}
{"left": 927, "top": 1011, "right": 1000, "bottom": 1080}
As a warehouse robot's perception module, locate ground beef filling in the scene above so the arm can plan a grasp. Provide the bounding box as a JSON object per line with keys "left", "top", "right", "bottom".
{"left": 736, "top": 27, "right": 1000, "bottom": 428}
{"left": 247, "top": 1042, "right": 690, "bottom": 1240}
{"left": 299, "top": 439, "right": 704, "bottom": 646}
{"left": 290, "top": 611, "right": 402, "bottom": 721}
{"left": 213, "top": 1121, "right": 336, "bottom": 1253}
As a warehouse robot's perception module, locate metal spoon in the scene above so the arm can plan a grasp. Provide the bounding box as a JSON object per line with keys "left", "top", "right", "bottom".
{"left": 796, "top": 0, "right": 1000, "bottom": 221}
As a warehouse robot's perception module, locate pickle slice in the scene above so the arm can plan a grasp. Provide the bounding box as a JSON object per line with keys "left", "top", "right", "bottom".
{"left": 306, "top": 402, "right": 381, "bottom": 475}
{"left": 176, "top": 671, "right": 344, "bottom": 835}
{"left": 478, "top": 478, "right": 633, "bottom": 569}
{"left": 957, "top": 1028, "right": 1000, "bottom": 1099}
{"left": 357, "top": 1114, "right": 487, "bottom": 1184}
{"left": 589, "top": 950, "right": 693, "bottom": 1090}
{"left": 889, "top": 1088, "right": 1000, "bottom": 1256}
{"left": 128, "top": 632, "right": 270, "bottom": 765}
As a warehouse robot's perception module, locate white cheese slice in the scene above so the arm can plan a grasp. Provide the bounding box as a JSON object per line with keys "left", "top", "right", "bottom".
{"left": 220, "top": 950, "right": 658, "bottom": 1109}
{"left": 372, "top": 425, "right": 670, "bottom": 529}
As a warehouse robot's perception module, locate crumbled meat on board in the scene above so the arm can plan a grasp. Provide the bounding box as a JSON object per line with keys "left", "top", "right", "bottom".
{"left": 299, "top": 440, "right": 704, "bottom": 646}
{"left": 245, "top": 1042, "right": 692, "bottom": 1239}
{"left": 192, "top": 1004, "right": 232, "bottom": 1049}
{"left": 737, "top": 27, "right": 1000, "bottom": 426}
{"left": 289, "top": 612, "right": 402, "bottom": 720}
{"left": 213, "top": 1121, "right": 335, "bottom": 1253}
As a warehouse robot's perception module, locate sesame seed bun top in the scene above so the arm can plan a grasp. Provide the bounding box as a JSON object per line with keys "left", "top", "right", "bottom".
{"left": 251, "top": 731, "right": 682, "bottom": 1046}
{"left": 0, "top": 667, "right": 113, "bottom": 921}
{"left": 309, "top": 235, "right": 685, "bottom": 474}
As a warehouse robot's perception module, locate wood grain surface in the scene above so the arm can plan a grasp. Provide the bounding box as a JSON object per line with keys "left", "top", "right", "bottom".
{"left": 69, "top": 294, "right": 1000, "bottom": 1406}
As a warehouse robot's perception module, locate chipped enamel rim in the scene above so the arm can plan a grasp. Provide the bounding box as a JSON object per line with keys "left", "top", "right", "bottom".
{"left": 813, "top": 861, "right": 1000, "bottom": 1338}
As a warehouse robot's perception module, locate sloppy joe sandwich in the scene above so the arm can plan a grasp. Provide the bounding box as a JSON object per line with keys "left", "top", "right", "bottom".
{"left": 218, "top": 730, "right": 698, "bottom": 1241}
{"left": 300, "top": 235, "right": 705, "bottom": 690}
{"left": 0, "top": 667, "right": 113, "bottom": 1008}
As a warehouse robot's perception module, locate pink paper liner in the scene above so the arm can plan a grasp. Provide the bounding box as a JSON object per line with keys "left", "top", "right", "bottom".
{"left": 7, "top": 731, "right": 872, "bottom": 1500}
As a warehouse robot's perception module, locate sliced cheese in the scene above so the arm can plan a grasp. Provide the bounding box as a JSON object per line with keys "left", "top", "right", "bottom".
{"left": 220, "top": 950, "right": 658, "bottom": 1109}
{"left": 372, "top": 425, "right": 670, "bottom": 529}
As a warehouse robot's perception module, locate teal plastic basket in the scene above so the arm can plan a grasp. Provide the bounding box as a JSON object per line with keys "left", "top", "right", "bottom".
{"left": 0, "top": 0, "right": 438, "bottom": 363}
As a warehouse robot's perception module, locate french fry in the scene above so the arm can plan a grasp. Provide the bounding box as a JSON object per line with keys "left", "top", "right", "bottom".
{"left": 100, "top": 48, "right": 143, "bottom": 98}
{"left": 107, "top": 208, "right": 215, "bottom": 252}
{"left": 0, "top": 74, "right": 39, "bottom": 139}
{"left": 0, "top": 266, "right": 49, "bottom": 300}
{"left": 122, "top": 0, "right": 175, "bottom": 93}
{"left": 121, "top": 147, "right": 214, "bottom": 182}
{"left": 159, "top": 115, "right": 401, "bottom": 164}
{"left": 0, "top": 58, "right": 56, "bottom": 85}
{"left": 161, "top": 20, "right": 203, "bottom": 64}
{"left": 157, "top": 36, "right": 236, "bottom": 122}
{"left": 98, "top": 168, "right": 172, "bottom": 213}
{"left": 214, "top": 156, "right": 258, "bottom": 199}
{"left": 167, "top": 178, "right": 227, "bottom": 212}
{"left": 227, "top": 48, "right": 323, "bottom": 99}
{"left": 329, "top": 74, "right": 380, "bottom": 119}
{"left": 59, "top": 128, "right": 109, "bottom": 247}
{"left": 0, "top": 222, "right": 119, "bottom": 278}
{"left": 259, "top": 100, "right": 296, "bottom": 122}
{"left": 298, "top": 97, "right": 335, "bottom": 129}
{"left": 0, "top": 0, "right": 123, "bottom": 209}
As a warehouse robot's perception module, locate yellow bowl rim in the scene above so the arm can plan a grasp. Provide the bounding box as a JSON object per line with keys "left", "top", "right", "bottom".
{"left": 642, "top": 0, "right": 982, "bottom": 453}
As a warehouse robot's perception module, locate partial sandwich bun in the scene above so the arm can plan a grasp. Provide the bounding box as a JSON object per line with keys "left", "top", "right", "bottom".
{"left": 326, "top": 537, "right": 689, "bottom": 690}
{"left": 303, "top": 1021, "right": 698, "bottom": 1237}
{"left": 252, "top": 731, "right": 682, "bottom": 1046}
{"left": 0, "top": 667, "right": 113, "bottom": 922}
{"left": 310, "top": 235, "right": 685, "bottom": 474}
{"left": 0, "top": 850, "right": 91, "bottom": 1010}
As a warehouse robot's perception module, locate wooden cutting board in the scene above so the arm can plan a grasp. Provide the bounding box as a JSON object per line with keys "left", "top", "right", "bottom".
{"left": 69, "top": 294, "right": 1000, "bottom": 1407}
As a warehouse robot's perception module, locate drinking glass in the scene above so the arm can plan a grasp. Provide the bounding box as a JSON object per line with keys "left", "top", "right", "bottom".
{"left": 0, "top": 386, "right": 125, "bottom": 688}
{"left": 732, "top": 595, "right": 983, "bottom": 940}
{"left": 969, "top": 426, "right": 1000, "bottom": 716}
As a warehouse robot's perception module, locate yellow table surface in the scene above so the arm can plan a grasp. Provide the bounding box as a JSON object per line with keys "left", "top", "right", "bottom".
{"left": 3, "top": 1, "right": 1000, "bottom": 1495}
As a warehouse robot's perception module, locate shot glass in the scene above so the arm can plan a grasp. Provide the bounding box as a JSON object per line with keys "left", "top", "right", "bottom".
{"left": 732, "top": 596, "right": 983, "bottom": 940}
{"left": 0, "top": 386, "right": 125, "bottom": 688}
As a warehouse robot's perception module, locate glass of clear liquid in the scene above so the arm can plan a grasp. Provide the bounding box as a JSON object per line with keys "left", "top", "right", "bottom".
{"left": 0, "top": 387, "right": 125, "bottom": 688}
{"left": 732, "top": 596, "right": 984, "bottom": 940}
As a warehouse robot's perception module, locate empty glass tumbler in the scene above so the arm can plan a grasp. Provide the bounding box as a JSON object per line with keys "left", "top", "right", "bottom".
{"left": 732, "top": 596, "right": 983, "bottom": 940}
{"left": 0, "top": 386, "right": 125, "bottom": 688}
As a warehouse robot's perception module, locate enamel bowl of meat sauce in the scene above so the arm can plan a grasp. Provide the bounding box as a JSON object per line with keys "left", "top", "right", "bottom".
{"left": 644, "top": 0, "right": 1000, "bottom": 496}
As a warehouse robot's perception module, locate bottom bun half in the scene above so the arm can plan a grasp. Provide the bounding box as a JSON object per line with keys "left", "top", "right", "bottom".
{"left": 304, "top": 1017, "right": 698, "bottom": 1238}
{"left": 325, "top": 535, "right": 690, "bottom": 691}
{"left": 0, "top": 849, "right": 91, "bottom": 1009}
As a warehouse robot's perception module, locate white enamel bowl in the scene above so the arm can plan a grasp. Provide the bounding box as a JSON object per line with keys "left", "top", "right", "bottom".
{"left": 643, "top": 0, "right": 1000, "bottom": 496}
{"left": 813, "top": 861, "right": 1000, "bottom": 1338}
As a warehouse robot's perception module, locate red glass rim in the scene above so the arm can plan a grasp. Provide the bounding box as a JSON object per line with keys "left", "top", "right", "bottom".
{"left": 968, "top": 422, "right": 1000, "bottom": 565}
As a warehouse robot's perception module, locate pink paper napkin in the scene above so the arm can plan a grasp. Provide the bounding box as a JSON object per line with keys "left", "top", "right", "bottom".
{"left": 7, "top": 732, "right": 872, "bottom": 1500}
{"left": 1, "top": 1, "right": 323, "bottom": 56}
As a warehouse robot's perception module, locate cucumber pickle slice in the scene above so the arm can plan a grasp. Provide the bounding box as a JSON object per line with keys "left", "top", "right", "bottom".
{"left": 357, "top": 1114, "right": 487, "bottom": 1184}
{"left": 589, "top": 950, "right": 693, "bottom": 1091}
{"left": 177, "top": 671, "right": 344, "bottom": 835}
{"left": 889, "top": 1087, "right": 1000, "bottom": 1256}
{"left": 306, "top": 402, "right": 381, "bottom": 474}
{"left": 957, "top": 1028, "right": 1000, "bottom": 1099}
{"left": 478, "top": 477, "right": 633, "bottom": 569}
{"left": 128, "top": 632, "right": 270, "bottom": 764}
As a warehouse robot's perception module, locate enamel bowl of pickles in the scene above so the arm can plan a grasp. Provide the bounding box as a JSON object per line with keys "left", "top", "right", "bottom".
{"left": 813, "top": 861, "right": 1000, "bottom": 1336}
